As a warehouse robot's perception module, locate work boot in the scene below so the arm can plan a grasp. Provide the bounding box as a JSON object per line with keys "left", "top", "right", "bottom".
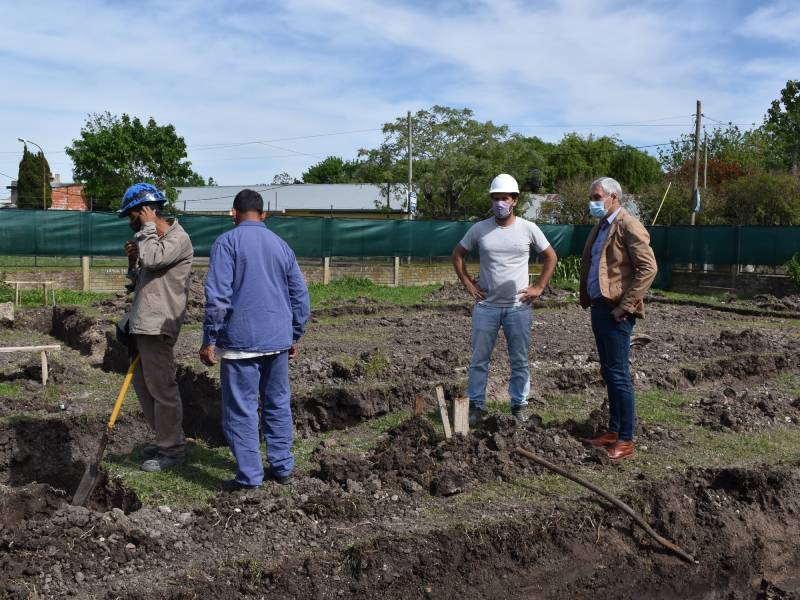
{"left": 221, "top": 479, "right": 261, "bottom": 492}
{"left": 511, "top": 405, "right": 528, "bottom": 423}
{"left": 267, "top": 471, "right": 293, "bottom": 485}
{"left": 468, "top": 406, "right": 487, "bottom": 428}
{"left": 581, "top": 431, "right": 619, "bottom": 448}
{"left": 140, "top": 454, "right": 185, "bottom": 473}
{"left": 607, "top": 441, "right": 635, "bottom": 461}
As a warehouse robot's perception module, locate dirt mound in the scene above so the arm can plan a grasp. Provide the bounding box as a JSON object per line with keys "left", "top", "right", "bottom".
{"left": 752, "top": 294, "right": 800, "bottom": 312}
{"left": 314, "top": 415, "right": 599, "bottom": 497}
{"left": 0, "top": 483, "right": 66, "bottom": 528}
{"left": 715, "top": 328, "right": 768, "bottom": 352}
{"left": 692, "top": 386, "right": 800, "bottom": 432}
{"left": 426, "top": 282, "right": 470, "bottom": 302}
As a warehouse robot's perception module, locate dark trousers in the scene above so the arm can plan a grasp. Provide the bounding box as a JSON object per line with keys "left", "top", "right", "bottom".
{"left": 591, "top": 304, "right": 636, "bottom": 441}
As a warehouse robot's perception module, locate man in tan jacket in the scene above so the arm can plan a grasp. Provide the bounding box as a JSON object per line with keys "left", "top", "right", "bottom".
{"left": 118, "top": 183, "right": 194, "bottom": 472}
{"left": 579, "top": 177, "right": 657, "bottom": 461}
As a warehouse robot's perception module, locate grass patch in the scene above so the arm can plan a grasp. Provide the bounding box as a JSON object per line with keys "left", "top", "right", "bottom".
{"left": 636, "top": 390, "right": 693, "bottom": 426}
{"left": 308, "top": 277, "right": 439, "bottom": 307}
{"left": 0, "top": 287, "right": 112, "bottom": 307}
{"left": 105, "top": 439, "right": 237, "bottom": 508}
{"left": 0, "top": 381, "right": 22, "bottom": 398}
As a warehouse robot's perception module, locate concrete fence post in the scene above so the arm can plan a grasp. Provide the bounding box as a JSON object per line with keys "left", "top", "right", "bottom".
{"left": 81, "top": 256, "right": 91, "bottom": 291}
{"left": 393, "top": 256, "right": 400, "bottom": 286}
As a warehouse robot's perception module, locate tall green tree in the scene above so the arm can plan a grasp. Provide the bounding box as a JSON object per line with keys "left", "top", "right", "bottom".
{"left": 765, "top": 79, "right": 800, "bottom": 174}
{"left": 302, "top": 156, "right": 360, "bottom": 183}
{"left": 66, "top": 112, "right": 207, "bottom": 211}
{"left": 357, "top": 106, "right": 546, "bottom": 218}
{"left": 16, "top": 146, "right": 52, "bottom": 210}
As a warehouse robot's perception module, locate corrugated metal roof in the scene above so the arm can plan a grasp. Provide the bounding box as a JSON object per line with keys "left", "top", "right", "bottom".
{"left": 176, "top": 183, "right": 407, "bottom": 213}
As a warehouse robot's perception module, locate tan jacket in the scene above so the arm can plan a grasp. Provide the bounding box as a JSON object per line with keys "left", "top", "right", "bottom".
{"left": 125, "top": 219, "right": 193, "bottom": 336}
{"left": 579, "top": 208, "right": 657, "bottom": 318}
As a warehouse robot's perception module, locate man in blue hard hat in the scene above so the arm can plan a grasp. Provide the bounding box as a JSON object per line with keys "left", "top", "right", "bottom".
{"left": 118, "top": 183, "right": 194, "bottom": 472}
{"left": 199, "top": 189, "right": 310, "bottom": 491}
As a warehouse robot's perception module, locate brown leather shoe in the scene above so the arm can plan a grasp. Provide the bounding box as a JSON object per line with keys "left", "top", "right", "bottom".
{"left": 581, "top": 431, "right": 619, "bottom": 448}
{"left": 607, "top": 441, "right": 635, "bottom": 461}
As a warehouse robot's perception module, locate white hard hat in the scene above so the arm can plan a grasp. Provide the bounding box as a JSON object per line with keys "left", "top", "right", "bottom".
{"left": 489, "top": 173, "right": 519, "bottom": 195}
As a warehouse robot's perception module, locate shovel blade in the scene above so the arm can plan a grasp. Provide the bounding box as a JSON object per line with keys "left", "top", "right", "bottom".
{"left": 71, "top": 463, "right": 101, "bottom": 507}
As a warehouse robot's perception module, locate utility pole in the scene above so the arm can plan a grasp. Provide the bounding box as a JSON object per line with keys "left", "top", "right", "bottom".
{"left": 690, "top": 100, "right": 701, "bottom": 226}
{"left": 703, "top": 131, "right": 708, "bottom": 189}
{"left": 407, "top": 110, "right": 413, "bottom": 221}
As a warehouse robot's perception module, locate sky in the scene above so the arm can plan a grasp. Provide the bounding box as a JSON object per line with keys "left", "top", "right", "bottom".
{"left": 0, "top": 0, "right": 797, "bottom": 193}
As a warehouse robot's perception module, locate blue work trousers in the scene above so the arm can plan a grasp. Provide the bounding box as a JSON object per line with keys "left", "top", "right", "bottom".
{"left": 591, "top": 303, "right": 637, "bottom": 441}
{"left": 220, "top": 352, "right": 294, "bottom": 486}
{"left": 467, "top": 303, "right": 533, "bottom": 410}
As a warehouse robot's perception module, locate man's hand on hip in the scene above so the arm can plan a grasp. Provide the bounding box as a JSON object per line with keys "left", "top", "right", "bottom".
{"left": 611, "top": 306, "right": 629, "bottom": 322}
{"left": 519, "top": 285, "right": 544, "bottom": 304}
{"left": 289, "top": 343, "right": 299, "bottom": 360}
{"left": 199, "top": 345, "right": 217, "bottom": 366}
{"left": 464, "top": 279, "right": 487, "bottom": 301}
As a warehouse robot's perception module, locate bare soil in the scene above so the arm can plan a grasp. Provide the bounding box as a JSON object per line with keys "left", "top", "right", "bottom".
{"left": 0, "top": 282, "right": 799, "bottom": 599}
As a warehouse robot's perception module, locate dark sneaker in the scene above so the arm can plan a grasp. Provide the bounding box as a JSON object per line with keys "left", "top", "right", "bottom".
{"left": 140, "top": 455, "right": 185, "bottom": 473}
{"left": 142, "top": 444, "right": 160, "bottom": 460}
{"left": 221, "top": 479, "right": 261, "bottom": 492}
{"left": 267, "top": 472, "right": 293, "bottom": 485}
{"left": 468, "top": 406, "right": 487, "bottom": 428}
{"left": 511, "top": 405, "right": 528, "bottom": 423}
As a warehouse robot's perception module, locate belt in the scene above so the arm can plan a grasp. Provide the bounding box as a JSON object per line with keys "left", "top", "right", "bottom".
{"left": 590, "top": 297, "right": 612, "bottom": 308}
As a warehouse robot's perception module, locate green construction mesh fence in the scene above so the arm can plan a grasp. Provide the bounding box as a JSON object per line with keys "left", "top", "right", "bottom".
{"left": 0, "top": 212, "right": 798, "bottom": 268}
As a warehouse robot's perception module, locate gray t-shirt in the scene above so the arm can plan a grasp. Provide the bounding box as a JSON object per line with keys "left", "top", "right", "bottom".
{"left": 459, "top": 217, "right": 551, "bottom": 307}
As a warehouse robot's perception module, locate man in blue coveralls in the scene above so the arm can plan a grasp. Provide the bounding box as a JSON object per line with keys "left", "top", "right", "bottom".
{"left": 199, "top": 189, "right": 310, "bottom": 491}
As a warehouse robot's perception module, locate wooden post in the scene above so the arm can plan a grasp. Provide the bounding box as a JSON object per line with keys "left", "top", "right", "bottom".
{"left": 81, "top": 256, "right": 91, "bottom": 291}
{"left": 393, "top": 256, "right": 400, "bottom": 286}
{"left": 452, "top": 397, "right": 469, "bottom": 435}
{"left": 323, "top": 256, "right": 331, "bottom": 284}
{"left": 40, "top": 350, "right": 48, "bottom": 387}
{"left": 14, "top": 282, "right": 20, "bottom": 306}
{"left": 42, "top": 283, "right": 49, "bottom": 306}
{"left": 435, "top": 386, "right": 452, "bottom": 439}
{"left": 414, "top": 394, "right": 424, "bottom": 415}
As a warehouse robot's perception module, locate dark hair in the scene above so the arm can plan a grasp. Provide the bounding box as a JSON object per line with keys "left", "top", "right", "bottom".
{"left": 233, "top": 189, "right": 264, "bottom": 213}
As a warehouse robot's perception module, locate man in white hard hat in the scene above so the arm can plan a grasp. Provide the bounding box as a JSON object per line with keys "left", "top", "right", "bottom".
{"left": 452, "top": 173, "right": 557, "bottom": 425}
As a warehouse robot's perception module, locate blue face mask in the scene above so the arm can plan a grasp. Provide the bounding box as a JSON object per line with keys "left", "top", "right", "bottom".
{"left": 589, "top": 200, "right": 607, "bottom": 218}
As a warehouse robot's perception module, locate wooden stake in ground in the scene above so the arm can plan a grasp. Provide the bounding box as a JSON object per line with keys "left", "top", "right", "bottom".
{"left": 513, "top": 447, "right": 697, "bottom": 564}
{"left": 414, "top": 394, "right": 425, "bottom": 416}
{"left": 452, "top": 397, "right": 469, "bottom": 435}
{"left": 435, "top": 386, "right": 452, "bottom": 439}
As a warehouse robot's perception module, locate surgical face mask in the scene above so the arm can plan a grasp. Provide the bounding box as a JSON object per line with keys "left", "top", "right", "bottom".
{"left": 492, "top": 200, "right": 513, "bottom": 219}
{"left": 589, "top": 200, "right": 607, "bottom": 218}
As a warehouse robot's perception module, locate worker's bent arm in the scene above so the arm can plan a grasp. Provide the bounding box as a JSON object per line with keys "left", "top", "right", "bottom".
{"left": 451, "top": 244, "right": 472, "bottom": 286}
{"left": 136, "top": 222, "right": 189, "bottom": 271}
{"left": 533, "top": 245, "right": 558, "bottom": 290}
{"left": 202, "top": 239, "right": 234, "bottom": 348}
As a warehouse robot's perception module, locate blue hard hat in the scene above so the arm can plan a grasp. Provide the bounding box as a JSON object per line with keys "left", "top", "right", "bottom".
{"left": 119, "top": 183, "right": 167, "bottom": 217}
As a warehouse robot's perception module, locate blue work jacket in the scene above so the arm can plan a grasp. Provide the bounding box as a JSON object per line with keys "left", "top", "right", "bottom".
{"left": 203, "top": 220, "right": 310, "bottom": 352}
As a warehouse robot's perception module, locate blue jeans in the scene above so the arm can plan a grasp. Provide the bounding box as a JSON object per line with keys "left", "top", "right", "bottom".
{"left": 467, "top": 303, "right": 532, "bottom": 410}
{"left": 591, "top": 304, "right": 636, "bottom": 441}
{"left": 220, "top": 352, "right": 294, "bottom": 486}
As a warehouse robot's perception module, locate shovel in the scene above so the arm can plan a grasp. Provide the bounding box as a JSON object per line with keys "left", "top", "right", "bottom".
{"left": 72, "top": 354, "right": 140, "bottom": 507}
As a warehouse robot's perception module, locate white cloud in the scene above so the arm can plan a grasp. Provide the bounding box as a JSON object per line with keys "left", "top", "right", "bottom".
{"left": 0, "top": 0, "right": 794, "bottom": 187}
{"left": 737, "top": 1, "right": 800, "bottom": 45}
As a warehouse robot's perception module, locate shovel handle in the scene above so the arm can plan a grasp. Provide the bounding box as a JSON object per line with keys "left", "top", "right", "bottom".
{"left": 107, "top": 354, "right": 140, "bottom": 430}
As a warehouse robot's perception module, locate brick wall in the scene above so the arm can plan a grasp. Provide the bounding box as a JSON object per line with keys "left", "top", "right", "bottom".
{"left": 50, "top": 185, "right": 88, "bottom": 211}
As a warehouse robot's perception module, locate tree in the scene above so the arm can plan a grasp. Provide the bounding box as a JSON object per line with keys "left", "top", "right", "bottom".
{"left": 719, "top": 173, "right": 800, "bottom": 226}
{"left": 537, "top": 176, "right": 594, "bottom": 225}
{"left": 765, "top": 79, "right": 800, "bottom": 174}
{"left": 271, "top": 172, "right": 297, "bottom": 185}
{"left": 302, "top": 156, "right": 359, "bottom": 183}
{"left": 608, "top": 146, "right": 662, "bottom": 192}
{"left": 357, "top": 106, "right": 546, "bottom": 218}
{"left": 16, "top": 146, "right": 52, "bottom": 210}
{"left": 66, "top": 112, "right": 207, "bottom": 211}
